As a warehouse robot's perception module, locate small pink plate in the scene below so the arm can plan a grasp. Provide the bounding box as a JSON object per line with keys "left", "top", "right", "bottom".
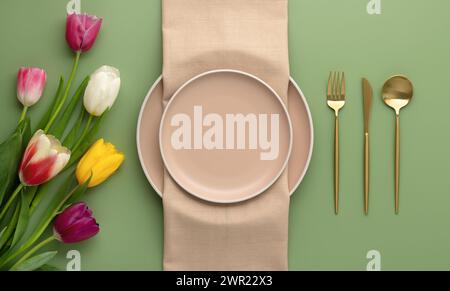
{"left": 159, "top": 70, "right": 292, "bottom": 203}
{"left": 137, "top": 74, "right": 313, "bottom": 199}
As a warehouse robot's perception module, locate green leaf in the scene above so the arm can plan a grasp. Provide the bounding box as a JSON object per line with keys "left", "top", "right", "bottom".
{"left": 24, "top": 186, "right": 38, "bottom": 206}
{"left": 0, "top": 117, "right": 30, "bottom": 208}
{"left": 0, "top": 203, "right": 20, "bottom": 251}
{"left": 10, "top": 251, "right": 57, "bottom": 271}
{"left": 17, "top": 117, "right": 31, "bottom": 148}
{"left": 67, "top": 111, "right": 108, "bottom": 168}
{"left": 36, "top": 264, "right": 60, "bottom": 271}
{"left": 1, "top": 177, "right": 84, "bottom": 266}
{"left": 63, "top": 108, "right": 85, "bottom": 148}
{"left": 29, "top": 172, "right": 75, "bottom": 215}
{"left": 29, "top": 171, "right": 76, "bottom": 235}
{"left": 11, "top": 193, "right": 29, "bottom": 247}
{"left": 0, "top": 227, "right": 6, "bottom": 243}
{"left": 0, "top": 134, "right": 21, "bottom": 206}
{"left": 52, "top": 76, "right": 90, "bottom": 139}
{"left": 0, "top": 173, "right": 72, "bottom": 265}
{"left": 0, "top": 121, "right": 28, "bottom": 207}
{"left": 35, "top": 77, "right": 64, "bottom": 132}
{"left": 66, "top": 176, "right": 92, "bottom": 205}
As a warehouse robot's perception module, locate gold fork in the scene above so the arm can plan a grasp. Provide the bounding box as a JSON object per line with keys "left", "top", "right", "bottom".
{"left": 327, "top": 72, "right": 346, "bottom": 214}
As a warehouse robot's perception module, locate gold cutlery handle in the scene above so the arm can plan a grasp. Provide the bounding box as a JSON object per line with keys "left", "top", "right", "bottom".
{"left": 364, "top": 133, "right": 369, "bottom": 215}
{"left": 395, "top": 114, "right": 400, "bottom": 214}
{"left": 334, "top": 115, "right": 339, "bottom": 215}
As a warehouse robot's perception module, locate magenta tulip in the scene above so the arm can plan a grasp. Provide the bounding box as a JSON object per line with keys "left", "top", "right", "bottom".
{"left": 54, "top": 202, "right": 100, "bottom": 244}
{"left": 17, "top": 67, "right": 46, "bottom": 107}
{"left": 65, "top": 13, "right": 102, "bottom": 53}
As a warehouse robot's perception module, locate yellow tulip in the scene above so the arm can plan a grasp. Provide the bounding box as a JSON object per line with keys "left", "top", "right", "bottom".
{"left": 76, "top": 139, "right": 125, "bottom": 188}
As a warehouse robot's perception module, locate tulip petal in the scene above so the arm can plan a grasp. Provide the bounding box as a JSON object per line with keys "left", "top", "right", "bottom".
{"left": 76, "top": 139, "right": 104, "bottom": 184}
{"left": 28, "top": 134, "right": 52, "bottom": 164}
{"left": 65, "top": 13, "right": 102, "bottom": 53}
{"left": 19, "top": 141, "right": 37, "bottom": 173}
{"left": 76, "top": 139, "right": 124, "bottom": 188}
{"left": 16, "top": 67, "right": 46, "bottom": 107}
{"left": 90, "top": 153, "right": 125, "bottom": 187}
{"left": 58, "top": 217, "right": 99, "bottom": 244}
{"left": 80, "top": 17, "right": 102, "bottom": 52}
{"left": 65, "top": 14, "right": 82, "bottom": 51}
{"left": 19, "top": 155, "right": 57, "bottom": 186}
{"left": 19, "top": 131, "right": 70, "bottom": 186}
{"left": 26, "top": 69, "right": 46, "bottom": 104}
{"left": 17, "top": 67, "right": 28, "bottom": 101}
{"left": 106, "top": 77, "right": 121, "bottom": 109}
{"left": 54, "top": 202, "right": 88, "bottom": 233}
{"left": 50, "top": 152, "right": 71, "bottom": 178}
{"left": 83, "top": 66, "right": 121, "bottom": 116}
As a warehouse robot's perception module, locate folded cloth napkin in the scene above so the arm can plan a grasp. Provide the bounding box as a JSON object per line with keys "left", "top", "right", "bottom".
{"left": 162, "top": 0, "right": 290, "bottom": 271}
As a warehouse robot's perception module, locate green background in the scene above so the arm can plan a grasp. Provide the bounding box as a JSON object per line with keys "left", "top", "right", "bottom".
{"left": 0, "top": 0, "right": 449, "bottom": 271}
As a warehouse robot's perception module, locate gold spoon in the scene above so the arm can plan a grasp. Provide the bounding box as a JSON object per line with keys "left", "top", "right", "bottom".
{"left": 382, "top": 75, "right": 413, "bottom": 214}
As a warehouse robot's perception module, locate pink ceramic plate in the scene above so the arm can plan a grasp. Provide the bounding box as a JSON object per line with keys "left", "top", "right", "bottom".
{"left": 137, "top": 74, "right": 313, "bottom": 198}
{"left": 159, "top": 70, "right": 292, "bottom": 203}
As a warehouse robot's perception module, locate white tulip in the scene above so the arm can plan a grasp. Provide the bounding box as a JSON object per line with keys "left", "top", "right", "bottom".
{"left": 83, "top": 65, "right": 121, "bottom": 116}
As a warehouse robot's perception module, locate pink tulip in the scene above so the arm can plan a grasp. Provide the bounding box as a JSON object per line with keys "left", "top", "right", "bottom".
{"left": 19, "top": 130, "right": 71, "bottom": 186}
{"left": 17, "top": 67, "right": 47, "bottom": 107}
{"left": 65, "top": 13, "right": 103, "bottom": 53}
{"left": 54, "top": 202, "right": 100, "bottom": 244}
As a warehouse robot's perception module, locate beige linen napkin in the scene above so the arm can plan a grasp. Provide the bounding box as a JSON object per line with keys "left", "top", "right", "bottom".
{"left": 162, "top": 0, "right": 290, "bottom": 271}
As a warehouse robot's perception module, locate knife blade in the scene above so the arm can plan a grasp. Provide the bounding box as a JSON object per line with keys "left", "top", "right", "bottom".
{"left": 362, "top": 78, "right": 372, "bottom": 215}
{"left": 363, "top": 78, "right": 373, "bottom": 133}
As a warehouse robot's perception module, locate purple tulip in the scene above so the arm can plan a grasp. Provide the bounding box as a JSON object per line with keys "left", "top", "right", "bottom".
{"left": 53, "top": 202, "right": 99, "bottom": 244}
{"left": 65, "top": 13, "right": 102, "bottom": 53}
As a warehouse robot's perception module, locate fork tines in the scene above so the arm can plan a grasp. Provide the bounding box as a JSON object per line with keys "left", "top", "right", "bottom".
{"left": 327, "top": 72, "right": 346, "bottom": 100}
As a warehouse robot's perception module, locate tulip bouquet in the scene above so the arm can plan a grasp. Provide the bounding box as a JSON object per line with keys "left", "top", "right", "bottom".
{"left": 0, "top": 10, "right": 124, "bottom": 271}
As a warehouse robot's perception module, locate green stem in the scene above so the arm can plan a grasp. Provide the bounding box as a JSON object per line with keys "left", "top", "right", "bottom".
{"left": 0, "top": 184, "right": 24, "bottom": 222}
{"left": 44, "top": 51, "right": 81, "bottom": 133}
{"left": 18, "top": 106, "right": 28, "bottom": 123}
{"left": 72, "top": 114, "right": 93, "bottom": 152}
{"left": 10, "top": 236, "right": 56, "bottom": 270}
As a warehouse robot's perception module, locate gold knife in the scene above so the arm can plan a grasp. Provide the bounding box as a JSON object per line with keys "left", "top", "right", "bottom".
{"left": 362, "top": 78, "right": 373, "bottom": 215}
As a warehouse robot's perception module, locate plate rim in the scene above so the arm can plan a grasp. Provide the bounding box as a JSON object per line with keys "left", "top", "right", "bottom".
{"left": 136, "top": 73, "right": 314, "bottom": 198}
{"left": 158, "top": 69, "right": 293, "bottom": 203}
{"left": 137, "top": 74, "right": 164, "bottom": 198}
{"left": 289, "top": 76, "right": 314, "bottom": 196}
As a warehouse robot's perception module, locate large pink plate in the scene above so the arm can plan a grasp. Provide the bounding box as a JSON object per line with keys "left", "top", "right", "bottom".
{"left": 137, "top": 73, "right": 313, "bottom": 198}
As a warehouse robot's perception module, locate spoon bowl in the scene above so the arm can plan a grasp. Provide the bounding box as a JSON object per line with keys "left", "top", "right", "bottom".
{"left": 382, "top": 75, "right": 413, "bottom": 115}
